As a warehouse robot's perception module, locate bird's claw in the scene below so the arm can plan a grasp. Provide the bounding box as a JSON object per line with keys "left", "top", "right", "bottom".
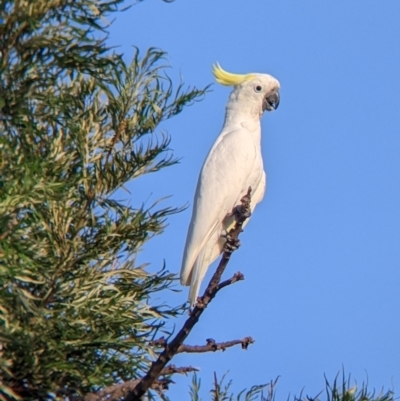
{"left": 223, "top": 234, "right": 241, "bottom": 253}
{"left": 234, "top": 205, "right": 252, "bottom": 221}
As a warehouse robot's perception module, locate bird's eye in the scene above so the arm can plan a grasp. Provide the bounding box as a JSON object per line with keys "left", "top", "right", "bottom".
{"left": 254, "top": 85, "right": 263, "bottom": 93}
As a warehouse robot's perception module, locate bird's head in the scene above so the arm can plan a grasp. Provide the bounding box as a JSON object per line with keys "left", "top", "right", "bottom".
{"left": 212, "top": 63, "right": 280, "bottom": 116}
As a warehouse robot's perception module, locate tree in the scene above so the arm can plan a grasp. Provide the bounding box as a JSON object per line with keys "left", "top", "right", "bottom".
{"left": 0, "top": 0, "right": 207, "bottom": 399}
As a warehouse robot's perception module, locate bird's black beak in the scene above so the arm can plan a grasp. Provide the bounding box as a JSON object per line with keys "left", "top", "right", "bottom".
{"left": 263, "top": 89, "right": 280, "bottom": 112}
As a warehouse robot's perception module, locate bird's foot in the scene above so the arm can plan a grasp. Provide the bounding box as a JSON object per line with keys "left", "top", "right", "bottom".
{"left": 223, "top": 233, "right": 241, "bottom": 253}
{"left": 233, "top": 204, "right": 252, "bottom": 221}
{"left": 233, "top": 187, "right": 252, "bottom": 223}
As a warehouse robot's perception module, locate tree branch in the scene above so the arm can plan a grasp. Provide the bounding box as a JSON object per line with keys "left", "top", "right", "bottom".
{"left": 177, "top": 337, "right": 255, "bottom": 353}
{"left": 83, "top": 366, "right": 198, "bottom": 401}
{"left": 160, "top": 364, "right": 199, "bottom": 375}
{"left": 123, "top": 187, "right": 253, "bottom": 401}
{"left": 152, "top": 335, "right": 254, "bottom": 354}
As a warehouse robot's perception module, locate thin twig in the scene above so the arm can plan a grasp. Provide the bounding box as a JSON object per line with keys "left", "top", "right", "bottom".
{"left": 213, "top": 372, "right": 221, "bottom": 400}
{"left": 177, "top": 337, "right": 254, "bottom": 353}
{"left": 160, "top": 364, "right": 199, "bottom": 376}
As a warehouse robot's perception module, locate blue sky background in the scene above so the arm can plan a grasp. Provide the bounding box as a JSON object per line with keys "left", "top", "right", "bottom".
{"left": 109, "top": 1, "right": 400, "bottom": 399}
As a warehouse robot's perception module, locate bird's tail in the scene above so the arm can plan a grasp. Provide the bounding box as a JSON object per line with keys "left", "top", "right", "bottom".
{"left": 188, "top": 249, "right": 208, "bottom": 306}
{"left": 188, "top": 236, "right": 218, "bottom": 306}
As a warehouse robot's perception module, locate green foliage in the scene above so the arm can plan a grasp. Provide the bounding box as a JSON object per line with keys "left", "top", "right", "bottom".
{"left": 188, "top": 373, "right": 269, "bottom": 401}
{"left": 187, "top": 373, "right": 394, "bottom": 401}
{"left": 294, "top": 373, "right": 394, "bottom": 401}
{"left": 0, "top": 0, "right": 207, "bottom": 399}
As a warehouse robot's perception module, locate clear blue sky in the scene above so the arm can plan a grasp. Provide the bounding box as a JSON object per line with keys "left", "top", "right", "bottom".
{"left": 109, "top": 1, "right": 400, "bottom": 398}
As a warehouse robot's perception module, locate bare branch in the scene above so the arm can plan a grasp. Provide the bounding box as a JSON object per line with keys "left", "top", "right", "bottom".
{"left": 216, "top": 271, "right": 245, "bottom": 292}
{"left": 177, "top": 337, "right": 255, "bottom": 353}
{"left": 123, "top": 188, "right": 253, "bottom": 401}
{"left": 83, "top": 366, "right": 196, "bottom": 401}
{"left": 160, "top": 364, "right": 199, "bottom": 376}
{"left": 83, "top": 380, "right": 142, "bottom": 401}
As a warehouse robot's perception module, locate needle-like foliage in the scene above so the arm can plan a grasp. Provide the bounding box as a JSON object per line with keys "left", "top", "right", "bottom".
{"left": 293, "top": 373, "right": 394, "bottom": 401}
{"left": 187, "top": 373, "right": 394, "bottom": 401}
{"left": 0, "top": 1, "right": 207, "bottom": 399}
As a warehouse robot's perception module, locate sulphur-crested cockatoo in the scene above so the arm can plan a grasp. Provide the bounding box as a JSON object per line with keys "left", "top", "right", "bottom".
{"left": 180, "top": 63, "right": 280, "bottom": 305}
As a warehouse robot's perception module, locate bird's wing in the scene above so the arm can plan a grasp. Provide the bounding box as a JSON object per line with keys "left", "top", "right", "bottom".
{"left": 180, "top": 128, "right": 259, "bottom": 286}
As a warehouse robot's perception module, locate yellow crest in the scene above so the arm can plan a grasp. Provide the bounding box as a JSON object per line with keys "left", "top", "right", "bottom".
{"left": 212, "top": 63, "right": 255, "bottom": 86}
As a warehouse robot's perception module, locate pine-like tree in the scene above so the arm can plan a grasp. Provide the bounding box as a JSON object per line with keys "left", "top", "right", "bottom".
{"left": 0, "top": 1, "right": 206, "bottom": 399}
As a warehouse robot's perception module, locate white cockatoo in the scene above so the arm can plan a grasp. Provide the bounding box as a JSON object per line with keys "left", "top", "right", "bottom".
{"left": 180, "top": 64, "right": 280, "bottom": 305}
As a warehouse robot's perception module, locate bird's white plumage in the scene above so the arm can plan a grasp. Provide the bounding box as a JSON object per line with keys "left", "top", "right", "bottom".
{"left": 181, "top": 65, "right": 280, "bottom": 305}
